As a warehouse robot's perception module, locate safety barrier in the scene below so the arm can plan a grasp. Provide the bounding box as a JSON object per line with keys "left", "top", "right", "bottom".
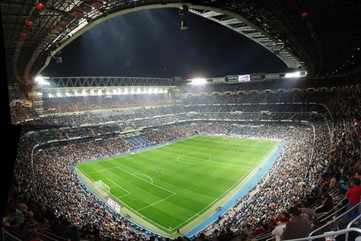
{"left": 285, "top": 227, "right": 361, "bottom": 241}
{"left": 309, "top": 201, "right": 361, "bottom": 237}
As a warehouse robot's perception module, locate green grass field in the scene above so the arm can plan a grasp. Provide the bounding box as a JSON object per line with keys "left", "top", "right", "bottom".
{"left": 76, "top": 135, "right": 278, "bottom": 237}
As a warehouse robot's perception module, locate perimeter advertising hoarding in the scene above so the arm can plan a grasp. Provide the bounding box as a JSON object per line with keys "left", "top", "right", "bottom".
{"left": 238, "top": 75, "right": 251, "bottom": 82}
{"left": 225, "top": 75, "right": 250, "bottom": 83}
{"left": 250, "top": 74, "right": 266, "bottom": 81}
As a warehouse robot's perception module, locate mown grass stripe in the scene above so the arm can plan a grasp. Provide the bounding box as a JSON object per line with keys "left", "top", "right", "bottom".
{"left": 77, "top": 135, "right": 278, "bottom": 235}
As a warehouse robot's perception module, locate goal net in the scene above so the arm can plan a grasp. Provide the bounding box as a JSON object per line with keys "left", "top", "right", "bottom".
{"left": 94, "top": 180, "right": 111, "bottom": 197}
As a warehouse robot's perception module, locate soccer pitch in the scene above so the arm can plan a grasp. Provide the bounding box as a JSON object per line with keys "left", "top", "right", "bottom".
{"left": 76, "top": 135, "right": 279, "bottom": 237}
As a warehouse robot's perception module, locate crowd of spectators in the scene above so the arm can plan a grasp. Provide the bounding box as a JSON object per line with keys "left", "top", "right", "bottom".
{"left": 11, "top": 82, "right": 361, "bottom": 126}
{"left": 199, "top": 123, "right": 329, "bottom": 239}
{"left": 8, "top": 120, "right": 327, "bottom": 241}
{"left": 4, "top": 83, "right": 361, "bottom": 241}
{"left": 43, "top": 94, "right": 172, "bottom": 114}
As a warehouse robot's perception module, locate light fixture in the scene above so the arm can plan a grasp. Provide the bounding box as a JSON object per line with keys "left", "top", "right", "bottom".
{"left": 34, "top": 75, "right": 50, "bottom": 86}
{"left": 189, "top": 78, "right": 207, "bottom": 86}
{"left": 284, "top": 71, "right": 307, "bottom": 78}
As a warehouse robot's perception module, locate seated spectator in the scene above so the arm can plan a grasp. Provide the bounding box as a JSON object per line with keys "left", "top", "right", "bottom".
{"left": 346, "top": 178, "right": 361, "bottom": 206}
{"left": 346, "top": 178, "right": 361, "bottom": 220}
{"left": 271, "top": 213, "right": 289, "bottom": 241}
{"left": 339, "top": 178, "right": 348, "bottom": 194}
{"left": 299, "top": 203, "right": 315, "bottom": 224}
{"left": 281, "top": 207, "right": 312, "bottom": 240}
{"left": 329, "top": 176, "right": 337, "bottom": 189}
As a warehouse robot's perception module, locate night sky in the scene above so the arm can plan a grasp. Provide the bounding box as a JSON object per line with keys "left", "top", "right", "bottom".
{"left": 43, "top": 8, "right": 287, "bottom": 78}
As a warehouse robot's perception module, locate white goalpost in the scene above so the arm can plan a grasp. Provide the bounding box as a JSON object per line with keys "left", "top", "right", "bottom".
{"left": 94, "top": 180, "right": 111, "bottom": 197}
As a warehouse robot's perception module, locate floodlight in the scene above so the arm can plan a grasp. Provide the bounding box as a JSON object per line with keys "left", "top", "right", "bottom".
{"left": 56, "top": 92, "right": 62, "bottom": 97}
{"left": 189, "top": 78, "right": 207, "bottom": 86}
{"left": 284, "top": 71, "right": 307, "bottom": 78}
{"left": 34, "top": 75, "right": 50, "bottom": 86}
{"left": 82, "top": 89, "right": 88, "bottom": 96}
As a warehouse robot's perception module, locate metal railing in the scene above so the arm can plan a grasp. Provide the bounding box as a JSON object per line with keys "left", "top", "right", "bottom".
{"left": 309, "top": 201, "right": 361, "bottom": 236}
{"left": 345, "top": 212, "right": 361, "bottom": 241}
{"left": 1, "top": 229, "right": 22, "bottom": 241}
{"left": 1, "top": 228, "right": 68, "bottom": 241}
{"left": 284, "top": 227, "right": 361, "bottom": 241}
{"left": 255, "top": 231, "right": 272, "bottom": 240}
{"left": 39, "top": 231, "right": 67, "bottom": 241}
{"left": 315, "top": 197, "right": 347, "bottom": 223}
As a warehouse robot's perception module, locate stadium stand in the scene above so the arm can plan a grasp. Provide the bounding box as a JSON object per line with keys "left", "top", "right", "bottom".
{"left": 43, "top": 94, "right": 172, "bottom": 114}
{"left": 4, "top": 82, "right": 361, "bottom": 241}
{"left": 3, "top": 0, "right": 361, "bottom": 240}
{"left": 126, "top": 136, "right": 153, "bottom": 150}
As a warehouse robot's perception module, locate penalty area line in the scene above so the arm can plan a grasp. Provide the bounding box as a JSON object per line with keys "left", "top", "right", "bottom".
{"left": 104, "top": 177, "right": 131, "bottom": 198}
{"left": 115, "top": 167, "right": 176, "bottom": 195}
{"left": 136, "top": 193, "right": 177, "bottom": 212}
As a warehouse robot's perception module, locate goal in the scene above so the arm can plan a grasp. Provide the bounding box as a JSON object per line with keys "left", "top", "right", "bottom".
{"left": 94, "top": 180, "right": 111, "bottom": 197}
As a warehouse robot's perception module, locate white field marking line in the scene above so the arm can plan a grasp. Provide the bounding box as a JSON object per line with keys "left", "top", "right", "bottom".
{"left": 85, "top": 166, "right": 163, "bottom": 193}
{"left": 86, "top": 164, "right": 154, "bottom": 184}
{"left": 176, "top": 156, "right": 195, "bottom": 165}
{"left": 159, "top": 148, "right": 239, "bottom": 168}
{"left": 171, "top": 144, "right": 280, "bottom": 231}
{"left": 82, "top": 167, "right": 110, "bottom": 173}
{"left": 83, "top": 169, "right": 131, "bottom": 198}
{"left": 174, "top": 153, "right": 241, "bottom": 168}
{"left": 83, "top": 138, "right": 261, "bottom": 232}
{"left": 106, "top": 191, "right": 170, "bottom": 232}
{"left": 113, "top": 166, "right": 180, "bottom": 213}
{"left": 205, "top": 155, "right": 243, "bottom": 168}
{"left": 80, "top": 169, "right": 173, "bottom": 234}
{"left": 132, "top": 172, "right": 154, "bottom": 184}
{"left": 87, "top": 137, "right": 278, "bottom": 231}
{"left": 136, "top": 193, "right": 177, "bottom": 212}
{"left": 115, "top": 167, "right": 176, "bottom": 195}
{"left": 170, "top": 175, "right": 247, "bottom": 231}
{"left": 159, "top": 140, "right": 248, "bottom": 167}
{"left": 104, "top": 177, "right": 131, "bottom": 198}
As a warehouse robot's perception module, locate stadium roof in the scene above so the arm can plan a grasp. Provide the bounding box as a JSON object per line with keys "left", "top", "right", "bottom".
{"left": 2, "top": 0, "right": 361, "bottom": 95}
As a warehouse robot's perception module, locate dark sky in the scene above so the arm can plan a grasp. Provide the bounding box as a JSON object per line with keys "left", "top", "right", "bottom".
{"left": 43, "top": 8, "right": 287, "bottom": 78}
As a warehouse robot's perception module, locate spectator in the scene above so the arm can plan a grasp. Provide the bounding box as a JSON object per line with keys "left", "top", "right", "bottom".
{"left": 346, "top": 178, "right": 361, "bottom": 206}
{"left": 281, "top": 207, "right": 312, "bottom": 240}
{"left": 271, "top": 214, "right": 288, "bottom": 241}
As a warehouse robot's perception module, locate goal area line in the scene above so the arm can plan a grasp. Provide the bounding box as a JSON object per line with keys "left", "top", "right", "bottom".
{"left": 74, "top": 136, "right": 283, "bottom": 239}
